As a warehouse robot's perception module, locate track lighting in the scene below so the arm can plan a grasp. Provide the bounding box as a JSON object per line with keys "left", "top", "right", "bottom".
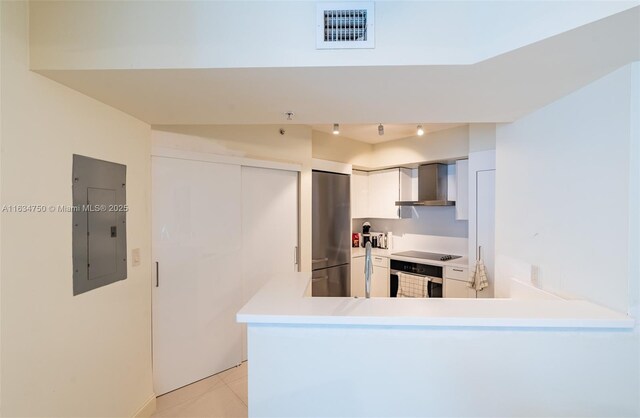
{"left": 332, "top": 123, "right": 340, "bottom": 135}
{"left": 417, "top": 125, "right": 424, "bottom": 136}
{"left": 378, "top": 123, "right": 384, "bottom": 136}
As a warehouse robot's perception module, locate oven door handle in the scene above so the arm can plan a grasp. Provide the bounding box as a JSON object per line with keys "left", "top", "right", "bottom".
{"left": 427, "top": 276, "right": 443, "bottom": 284}
{"left": 390, "top": 270, "right": 443, "bottom": 284}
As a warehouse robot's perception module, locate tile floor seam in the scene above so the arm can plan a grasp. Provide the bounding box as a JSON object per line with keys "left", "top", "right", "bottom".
{"left": 157, "top": 389, "right": 209, "bottom": 414}
{"left": 154, "top": 383, "right": 247, "bottom": 418}
{"left": 223, "top": 380, "right": 248, "bottom": 407}
{"left": 157, "top": 388, "right": 202, "bottom": 412}
{"left": 156, "top": 378, "right": 225, "bottom": 412}
{"left": 153, "top": 362, "right": 248, "bottom": 417}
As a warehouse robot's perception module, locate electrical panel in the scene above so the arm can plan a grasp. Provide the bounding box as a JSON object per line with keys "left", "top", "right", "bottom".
{"left": 72, "top": 155, "right": 127, "bottom": 295}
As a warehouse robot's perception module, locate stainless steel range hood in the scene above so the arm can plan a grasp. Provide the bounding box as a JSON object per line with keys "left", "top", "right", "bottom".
{"left": 395, "top": 163, "right": 455, "bottom": 206}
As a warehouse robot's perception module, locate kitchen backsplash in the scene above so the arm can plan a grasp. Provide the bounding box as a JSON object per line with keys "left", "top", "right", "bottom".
{"left": 354, "top": 206, "right": 468, "bottom": 256}
{"left": 391, "top": 234, "right": 468, "bottom": 256}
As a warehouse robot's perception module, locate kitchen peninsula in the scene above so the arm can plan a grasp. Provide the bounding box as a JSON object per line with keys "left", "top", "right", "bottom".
{"left": 237, "top": 272, "right": 635, "bottom": 417}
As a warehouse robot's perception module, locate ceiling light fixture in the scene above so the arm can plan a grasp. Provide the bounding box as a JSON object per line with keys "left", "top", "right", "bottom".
{"left": 285, "top": 112, "right": 295, "bottom": 121}
{"left": 417, "top": 125, "right": 424, "bottom": 136}
{"left": 332, "top": 123, "right": 340, "bottom": 135}
{"left": 378, "top": 123, "right": 384, "bottom": 136}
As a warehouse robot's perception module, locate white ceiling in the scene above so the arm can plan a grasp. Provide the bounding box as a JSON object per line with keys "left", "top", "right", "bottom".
{"left": 311, "top": 124, "right": 466, "bottom": 144}
{"left": 36, "top": 7, "right": 639, "bottom": 129}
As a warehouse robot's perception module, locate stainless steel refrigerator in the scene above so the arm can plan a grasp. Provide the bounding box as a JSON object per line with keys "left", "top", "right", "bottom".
{"left": 312, "top": 170, "right": 351, "bottom": 297}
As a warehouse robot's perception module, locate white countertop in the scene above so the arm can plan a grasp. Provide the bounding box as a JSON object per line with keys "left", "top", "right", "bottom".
{"left": 351, "top": 247, "right": 392, "bottom": 258}
{"left": 237, "top": 272, "right": 634, "bottom": 329}
{"left": 351, "top": 247, "right": 469, "bottom": 269}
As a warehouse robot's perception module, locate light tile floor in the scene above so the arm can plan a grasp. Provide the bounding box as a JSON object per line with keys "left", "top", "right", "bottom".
{"left": 152, "top": 362, "right": 248, "bottom": 418}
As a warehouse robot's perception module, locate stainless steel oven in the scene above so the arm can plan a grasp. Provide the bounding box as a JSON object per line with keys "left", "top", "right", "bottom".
{"left": 389, "top": 259, "right": 443, "bottom": 298}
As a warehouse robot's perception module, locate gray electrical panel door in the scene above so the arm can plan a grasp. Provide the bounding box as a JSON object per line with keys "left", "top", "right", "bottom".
{"left": 72, "top": 155, "right": 127, "bottom": 295}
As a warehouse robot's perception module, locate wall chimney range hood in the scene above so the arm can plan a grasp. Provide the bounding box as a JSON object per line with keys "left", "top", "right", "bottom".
{"left": 396, "top": 163, "right": 455, "bottom": 206}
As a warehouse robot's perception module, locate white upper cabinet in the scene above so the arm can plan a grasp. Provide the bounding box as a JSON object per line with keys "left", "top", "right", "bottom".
{"left": 351, "top": 165, "right": 470, "bottom": 220}
{"left": 352, "top": 168, "right": 412, "bottom": 219}
{"left": 368, "top": 169, "right": 401, "bottom": 219}
{"left": 351, "top": 170, "right": 369, "bottom": 219}
{"left": 455, "top": 159, "right": 469, "bottom": 220}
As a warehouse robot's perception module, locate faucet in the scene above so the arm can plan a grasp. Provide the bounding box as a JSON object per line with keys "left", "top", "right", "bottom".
{"left": 364, "top": 241, "right": 373, "bottom": 298}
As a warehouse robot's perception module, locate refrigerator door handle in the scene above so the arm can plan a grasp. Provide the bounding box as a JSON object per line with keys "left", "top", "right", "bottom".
{"left": 312, "top": 258, "right": 329, "bottom": 263}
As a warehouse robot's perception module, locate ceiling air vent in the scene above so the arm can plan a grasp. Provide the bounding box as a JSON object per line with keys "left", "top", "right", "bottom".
{"left": 316, "top": 2, "right": 375, "bottom": 49}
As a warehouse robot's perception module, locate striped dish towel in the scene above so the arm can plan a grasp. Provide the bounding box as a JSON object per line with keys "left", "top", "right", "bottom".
{"left": 468, "top": 259, "right": 489, "bottom": 291}
{"left": 397, "top": 272, "right": 428, "bottom": 298}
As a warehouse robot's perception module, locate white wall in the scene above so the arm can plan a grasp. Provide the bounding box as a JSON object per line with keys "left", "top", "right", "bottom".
{"left": 28, "top": 1, "right": 635, "bottom": 69}
{"left": 313, "top": 125, "right": 471, "bottom": 169}
{"left": 355, "top": 208, "right": 468, "bottom": 256}
{"left": 495, "top": 62, "right": 639, "bottom": 313}
{"left": 1, "top": 2, "right": 154, "bottom": 416}
{"left": 152, "top": 125, "right": 314, "bottom": 272}
{"left": 358, "top": 207, "right": 468, "bottom": 238}
{"left": 370, "top": 125, "right": 469, "bottom": 168}
{"left": 248, "top": 324, "right": 640, "bottom": 417}
{"left": 469, "top": 123, "right": 496, "bottom": 152}
{"left": 312, "top": 130, "right": 373, "bottom": 169}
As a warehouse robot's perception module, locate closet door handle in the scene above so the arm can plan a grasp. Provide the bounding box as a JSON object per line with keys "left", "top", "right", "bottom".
{"left": 156, "top": 261, "right": 160, "bottom": 287}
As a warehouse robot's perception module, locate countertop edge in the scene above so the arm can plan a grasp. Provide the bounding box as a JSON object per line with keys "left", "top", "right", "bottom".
{"left": 351, "top": 248, "right": 470, "bottom": 268}
{"left": 237, "top": 273, "right": 635, "bottom": 330}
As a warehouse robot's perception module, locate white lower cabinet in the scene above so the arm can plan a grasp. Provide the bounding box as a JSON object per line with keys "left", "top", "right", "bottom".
{"left": 351, "top": 257, "right": 364, "bottom": 297}
{"left": 351, "top": 256, "right": 389, "bottom": 297}
{"left": 444, "top": 278, "right": 476, "bottom": 298}
{"left": 371, "top": 256, "right": 390, "bottom": 297}
{"left": 444, "top": 266, "right": 476, "bottom": 298}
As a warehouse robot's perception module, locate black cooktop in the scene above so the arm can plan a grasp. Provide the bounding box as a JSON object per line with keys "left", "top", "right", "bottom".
{"left": 391, "top": 250, "right": 462, "bottom": 262}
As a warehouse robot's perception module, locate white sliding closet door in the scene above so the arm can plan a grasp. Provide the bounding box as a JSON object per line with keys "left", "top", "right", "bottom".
{"left": 152, "top": 157, "right": 243, "bottom": 395}
{"left": 241, "top": 167, "right": 299, "bottom": 360}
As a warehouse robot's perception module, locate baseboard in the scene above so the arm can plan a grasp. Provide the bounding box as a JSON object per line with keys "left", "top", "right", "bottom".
{"left": 133, "top": 394, "right": 157, "bottom": 418}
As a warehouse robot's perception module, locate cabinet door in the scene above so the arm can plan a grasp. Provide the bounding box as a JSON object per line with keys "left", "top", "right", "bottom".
{"left": 351, "top": 170, "right": 369, "bottom": 219}
{"left": 351, "top": 257, "right": 389, "bottom": 297}
{"left": 350, "top": 256, "right": 365, "bottom": 297}
{"left": 371, "top": 265, "right": 390, "bottom": 297}
{"left": 476, "top": 169, "right": 496, "bottom": 298}
{"left": 152, "top": 157, "right": 243, "bottom": 395}
{"left": 368, "top": 169, "right": 400, "bottom": 219}
{"left": 444, "top": 278, "right": 473, "bottom": 298}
